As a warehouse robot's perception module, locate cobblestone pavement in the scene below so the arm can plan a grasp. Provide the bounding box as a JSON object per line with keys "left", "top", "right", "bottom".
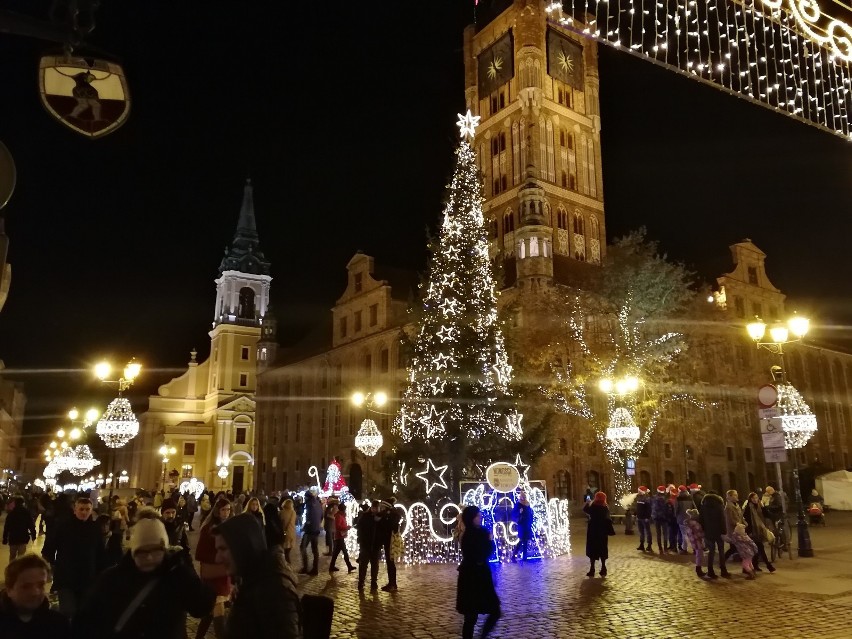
{"left": 5, "top": 512, "right": 852, "bottom": 638}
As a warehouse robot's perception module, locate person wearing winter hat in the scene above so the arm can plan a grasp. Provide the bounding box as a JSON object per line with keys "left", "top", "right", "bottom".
{"left": 213, "top": 513, "right": 301, "bottom": 638}
{"left": 689, "top": 483, "right": 706, "bottom": 510}
{"left": 583, "top": 492, "right": 613, "bottom": 577}
{"left": 675, "top": 485, "right": 694, "bottom": 554}
{"left": 634, "top": 486, "right": 653, "bottom": 552}
{"left": 74, "top": 517, "right": 214, "bottom": 638}
{"left": 650, "top": 486, "right": 669, "bottom": 555}
{"left": 161, "top": 499, "right": 190, "bottom": 555}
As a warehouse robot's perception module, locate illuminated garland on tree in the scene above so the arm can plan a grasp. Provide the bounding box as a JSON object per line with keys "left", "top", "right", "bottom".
{"left": 394, "top": 111, "right": 522, "bottom": 497}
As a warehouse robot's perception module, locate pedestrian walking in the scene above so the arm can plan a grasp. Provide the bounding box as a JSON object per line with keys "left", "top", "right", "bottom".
{"left": 634, "top": 486, "right": 653, "bottom": 552}
{"left": 665, "top": 485, "right": 679, "bottom": 552}
{"left": 245, "top": 497, "right": 266, "bottom": 529}
{"left": 675, "top": 485, "right": 693, "bottom": 554}
{"left": 378, "top": 498, "right": 400, "bottom": 591}
{"left": 650, "top": 485, "right": 668, "bottom": 554}
{"left": 511, "top": 492, "right": 534, "bottom": 562}
{"left": 47, "top": 497, "right": 101, "bottom": 619}
{"left": 323, "top": 496, "right": 338, "bottom": 556}
{"left": 729, "top": 522, "right": 758, "bottom": 579}
{"left": 263, "top": 496, "right": 284, "bottom": 547}
{"left": 583, "top": 491, "right": 614, "bottom": 577}
{"left": 723, "top": 489, "right": 745, "bottom": 563}
{"left": 684, "top": 508, "right": 706, "bottom": 578}
{"left": 300, "top": 489, "right": 323, "bottom": 576}
{"left": 743, "top": 492, "right": 776, "bottom": 573}
{"left": 197, "top": 494, "right": 210, "bottom": 531}
{"left": 329, "top": 503, "right": 356, "bottom": 574}
{"left": 2, "top": 496, "right": 36, "bottom": 561}
{"left": 279, "top": 498, "right": 297, "bottom": 563}
{"left": 699, "top": 490, "right": 730, "bottom": 579}
{"left": 232, "top": 493, "right": 245, "bottom": 515}
{"left": 96, "top": 514, "right": 125, "bottom": 572}
{"left": 356, "top": 501, "right": 381, "bottom": 592}
{"left": 456, "top": 505, "right": 500, "bottom": 639}
{"left": 75, "top": 517, "right": 214, "bottom": 638}
{"left": 194, "top": 498, "right": 232, "bottom": 639}
{"left": 213, "top": 514, "right": 303, "bottom": 638}
{"left": 0, "top": 554, "right": 70, "bottom": 638}
{"left": 161, "top": 499, "right": 190, "bottom": 556}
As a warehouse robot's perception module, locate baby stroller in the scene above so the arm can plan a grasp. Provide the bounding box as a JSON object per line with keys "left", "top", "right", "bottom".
{"left": 807, "top": 503, "right": 826, "bottom": 526}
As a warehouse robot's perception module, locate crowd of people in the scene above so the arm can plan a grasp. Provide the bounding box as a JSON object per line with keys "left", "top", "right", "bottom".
{"left": 584, "top": 482, "right": 815, "bottom": 580}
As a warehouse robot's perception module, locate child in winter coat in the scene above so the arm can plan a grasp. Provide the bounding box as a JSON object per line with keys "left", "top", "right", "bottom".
{"left": 684, "top": 508, "right": 706, "bottom": 578}
{"left": 728, "top": 522, "right": 758, "bottom": 579}
{"left": 329, "top": 503, "right": 355, "bottom": 573}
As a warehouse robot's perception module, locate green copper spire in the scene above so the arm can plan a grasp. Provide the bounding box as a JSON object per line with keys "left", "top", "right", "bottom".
{"left": 218, "top": 178, "right": 271, "bottom": 276}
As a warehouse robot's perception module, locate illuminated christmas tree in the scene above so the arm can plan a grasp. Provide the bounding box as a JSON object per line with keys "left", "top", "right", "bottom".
{"left": 394, "top": 111, "right": 523, "bottom": 500}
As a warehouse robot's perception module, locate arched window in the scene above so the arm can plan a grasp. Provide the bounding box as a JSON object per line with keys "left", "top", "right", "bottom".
{"left": 572, "top": 213, "right": 586, "bottom": 262}
{"left": 664, "top": 470, "right": 674, "bottom": 486}
{"left": 687, "top": 470, "right": 697, "bottom": 485}
{"left": 558, "top": 438, "right": 567, "bottom": 454}
{"left": 587, "top": 470, "right": 600, "bottom": 493}
{"left": 238, "top": 287, "right": 256, "bottom": 319}
{"left": 555, "top": 470, "right": 571, "bottom": 499}
{"left": 503, "top": 209, "right": 515, "bottom": 233}
{"left": 512, "top": 120, "right": 520, "bottom": 183}
{"left": 573, "top": 213, "right": 585, "bottom": 235}
{"left": 639, "top": 470, "right": 651, "bottom": 489}
{"left": 711, "top": 473, "right": 723, "bottom": 493}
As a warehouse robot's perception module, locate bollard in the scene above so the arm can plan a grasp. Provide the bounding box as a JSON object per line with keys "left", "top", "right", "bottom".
{"left": 624, "top": 507, "right": 635, "bottom": 535}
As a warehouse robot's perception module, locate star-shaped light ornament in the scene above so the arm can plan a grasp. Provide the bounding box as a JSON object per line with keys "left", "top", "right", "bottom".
{"left": 456, "top": 110, "right": 481, "bottom": 140}
{"left": 487, "top": 56, "right": 503, "bottom": 80}
{"left": 558, "top": 50, "right": 574, "bottom": 73}
{"left": 440, "top": 272, "right": 457, "bottom": 288}
{"left": 513, "top": 453, "right": 531, "bottom": 483}
{"left": 443, "top": 214, "right": 463, "bottom": 237}
{"left": 440, "top": 298, "right": 459, "bottom": 317}
{"left": 436, "top": 325, "right": 457, "bottom": 343}
{"left": 419, "top": 404, "right": 447, "bottom": 438}
{"left": 416, "top": 458, "right": 449, "bottom": 495}
{"left": 432, "top": 353, "right": 452, "bottom": 370}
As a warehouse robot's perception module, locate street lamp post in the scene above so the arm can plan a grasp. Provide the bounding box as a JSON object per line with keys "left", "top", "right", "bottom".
{"left": 159, "top": 445, "right": 176, "bottom": 490}
{"left": 94, "top": 358, "right": 142, "bottom": 508}
{"left": 746, "top": 314, "right": 815, "bottom": 558}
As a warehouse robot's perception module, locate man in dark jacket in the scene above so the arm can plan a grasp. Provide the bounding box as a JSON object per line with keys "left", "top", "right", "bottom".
{"left": 356, "top": 501, "right": 382, "bottom": 592}
{"left": 510, "top": 493, "right": 534, "bottom": 563}
{"left": 650, "top": 486, "right": 668, "bottom": 554}
{"left": 45, "top": 497, "right": 101, "bottom": 618}
{"left": 379, "top": 498, "right": 401, "bottom": 591}
{"left": 300, "top": 490, "right": 323, "bottom": 575}
{"left": 675, "top": 485, "right": 693, "bottom": 553}
{"left": 160, "top": 499, "right": 190, "bottom": 555}
{"left": 214, "top": 513, "right": 302, "bottom": 639}
{"left": 263, "top": 496, "right": 284, "bottom": 547}
{"left": 2, "top": 496, "right": 36, "bottom": 561}
{"left": 0, "top": 554, "right": 70, "bottom": 639}
{"left": 75, "top": 517, "right": 214, "bottom": 638}
{"left": 699, "top": 490, "right": 730, "bottom": 579}
{"left": 634, "top": 486, "right": 653, "bottom": 552}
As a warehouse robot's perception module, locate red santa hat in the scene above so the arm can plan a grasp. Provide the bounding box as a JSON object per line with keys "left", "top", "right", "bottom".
{"left": 677, "top": 485, "right": 688, "bottom": 492}
{"left": 638, "top": 486, "right": 649, "bottom": 494}
{"left": 689, "top": 483, "right": 701, "bottom": 490}
{"left": 657, "top": 485, "right": 666, "bottom": 493}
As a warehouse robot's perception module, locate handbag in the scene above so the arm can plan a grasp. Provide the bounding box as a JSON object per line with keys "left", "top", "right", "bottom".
{"left": 764, "top": 529, "right": 775, "bottom": 544}
{"left": 606, "top": 519, "right": 616, "bottom": 536}
{"left": 390, "top": 531, "right": 404, "bottom": 561}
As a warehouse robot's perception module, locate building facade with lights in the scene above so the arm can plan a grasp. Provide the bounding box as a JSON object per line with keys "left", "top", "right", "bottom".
{"left": 127, "top": 180, "right": 271, "bottom": 494}
{"left": 253, "top": 253, "right": 414, "bottom": 495}
{"left": 0, "top": 376, "right": 25, "bottom": 482}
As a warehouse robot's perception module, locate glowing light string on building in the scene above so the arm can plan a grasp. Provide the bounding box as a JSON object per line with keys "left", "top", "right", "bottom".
{"left": 550, "top": 1, "right": 852, "bottom": 139}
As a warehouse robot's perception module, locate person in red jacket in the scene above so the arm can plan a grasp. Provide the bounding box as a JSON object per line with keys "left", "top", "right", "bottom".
{"left": 329, "top": 503, "right": 355, "bottom": 574}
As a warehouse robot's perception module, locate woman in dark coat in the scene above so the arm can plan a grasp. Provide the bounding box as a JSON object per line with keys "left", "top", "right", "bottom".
{"left": 583, "top": 491, "right": 612, "bottom": 577}
{"left": 456, "top": 506, "right": 500, "bottom": 639}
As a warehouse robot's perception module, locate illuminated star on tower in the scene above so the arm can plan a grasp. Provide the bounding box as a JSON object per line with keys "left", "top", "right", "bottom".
{"left": 456, "top": 110, "right": 481, "bottom": 140}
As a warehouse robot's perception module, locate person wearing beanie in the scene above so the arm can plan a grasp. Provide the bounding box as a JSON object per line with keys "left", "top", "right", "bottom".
{"left": 634, "top": 486, "right": 653, "bottom": 552}
{"left": 583, "top": 492, "right": 613, "bottom": 577}
{"left": 650, "top": 486, "right": 669, "bottom": 555}
{"left": 74, "top": 517, "right": 214, "bottom": 638}
{"left": 377, "top": 497, "right": 401, "bottom": 591}
{"left": 213, "top": 513, "right": 302, "bottom": 639}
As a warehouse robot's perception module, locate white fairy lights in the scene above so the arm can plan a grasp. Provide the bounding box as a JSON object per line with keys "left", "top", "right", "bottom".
{"left": 354, "top": 418, "right": 384, "bottom": 456}
{"left": 773, "top": 382, "right": 818, "bottom": 448}
{"left": 96, "top": 397, "right": 139, "bottom": 448}
{"left": 415, "top": 458, "right": 449, "bottom": 494}
{"left": 550, "top": 0, "right": 852, "bottom": 139}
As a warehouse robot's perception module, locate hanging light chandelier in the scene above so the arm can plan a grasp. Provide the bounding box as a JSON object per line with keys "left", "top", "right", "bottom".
{"left": 67, "top": 445, "right": 100, "bottom": 477}
{"left": 355, "top": 418, "right": 384, "bottom": 457}
{"left": 773, "top": 383, "right": 818, "bottom": 449}
{"left": 605, "top": 407, "right": 640, "bottom": 451}
{"left": 96, "top": 397, "right": 139, "bottom": 448}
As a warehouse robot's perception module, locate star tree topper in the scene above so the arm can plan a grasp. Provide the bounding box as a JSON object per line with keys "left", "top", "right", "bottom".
{"left": 456, "top": 110, "right": 481, "bottom": 140}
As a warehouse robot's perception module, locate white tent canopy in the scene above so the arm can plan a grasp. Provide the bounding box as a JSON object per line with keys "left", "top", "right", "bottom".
{"left": 816, "top": 470, "right": 852, "bottom": 511}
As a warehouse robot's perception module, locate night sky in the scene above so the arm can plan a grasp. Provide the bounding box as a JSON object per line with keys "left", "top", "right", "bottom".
{"left": 0, "top": 0, "right": 849, "bottom": 448}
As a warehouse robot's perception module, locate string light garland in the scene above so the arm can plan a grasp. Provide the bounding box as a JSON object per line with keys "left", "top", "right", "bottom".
{"left": 550, "top": 1, "right": 852, "bottom": 139}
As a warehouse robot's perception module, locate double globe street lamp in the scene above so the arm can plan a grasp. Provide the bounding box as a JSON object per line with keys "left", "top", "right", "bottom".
{"left": 159, "top": 445, "right": 177, "bottom": 489}
{"left": 746, "top": 313, "right": 816, "bottom": 557}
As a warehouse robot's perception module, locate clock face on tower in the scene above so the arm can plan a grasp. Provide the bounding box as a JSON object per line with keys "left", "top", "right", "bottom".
{"left": 547, "top": 29, "right": 584, "bottom": 90}
{"left": 478, "top": 30, "right": 514, "bottom": 96}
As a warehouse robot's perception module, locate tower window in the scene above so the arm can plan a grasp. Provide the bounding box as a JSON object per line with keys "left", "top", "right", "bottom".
{"left": 557, "top": 209, "right": 568, "bottom": 229}
{"left": 333, "top": 404, "right": 341, "bottom": 437}
{"left": 320, "top": 408, "right": 327, "bottom": 439}
{"left": 561, "top": 171, "right": 567, "bottom": 188}
{"left": 748, "top": 267, "right": 758, "bottom": 285}
{"left": 259, "top": 347, "right": 267, "bottom": 361}
{"left": 354, "top": 272, "right": 363, "bottom": 293}
{"left": 339, "top": 316, "right": 348, "bottom": 338}
{"left": 503, "top": 211, "right": 515, "bottom": 233}
{"left": 239, "top": 373, "right": 248, "bottom": 387}
{"left": 369, "top": 304, "right": 378, "bottom": 327}
{"left": 241, "top": 346, "right": 250, "bottom": 361}
{"left": 183, "top": 442, "right": 196, "bottom": 456}
{"left": 235, "top": 427, "right": 247, "bottom": 444}
{"left": 734, "top": 296, "right": 745, "bottom": 318}
{"left": 556, "top": 83, "right": 573, "bottom": 109}
{"left": 354, "top": 310, "right": 362, "bottom": 333}
{"left": 295, "top": 414, "right": 301, "bottom": 442}
{"left": 238, "top": 287, "right": 256, "bottom": 320}
{"left": 490, "top": 219, "right": 499, "bottom": 239}
{"left": 283, "top": 415, "right": 289, "bottom": 443}
{"left": 380, "top": 348, "right": 390, "bottom": 373}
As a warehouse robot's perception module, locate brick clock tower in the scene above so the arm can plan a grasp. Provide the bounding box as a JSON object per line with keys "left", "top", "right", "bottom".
{"left": 464, "top": 0, "right": 606, "bottom": 289}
